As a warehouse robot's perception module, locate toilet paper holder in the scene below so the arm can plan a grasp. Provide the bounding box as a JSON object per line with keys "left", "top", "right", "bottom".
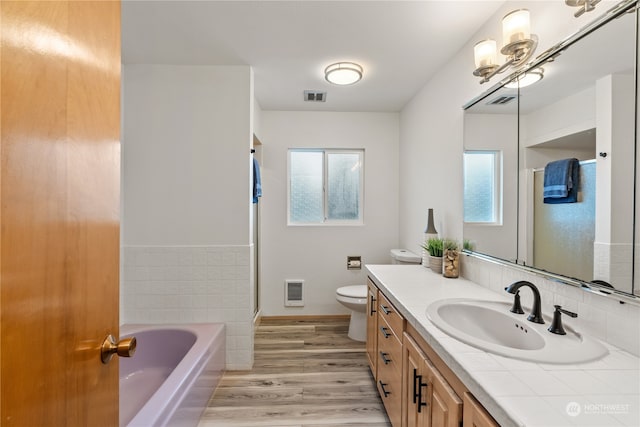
{"left": 347, "top": 256, "right": 362, "bottom": 270}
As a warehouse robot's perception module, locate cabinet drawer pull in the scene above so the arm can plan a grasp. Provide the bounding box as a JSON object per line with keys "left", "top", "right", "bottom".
{"left": 413, "top": 368, "right": 428, "bottom": 413}
{"left": 379, "top": 351, "right": 391, "bottom": 365}
{"left": 379, "top": 380, "right": 391, "bottom": 397}
{"left": 379, "top": 326, "right": 391, "bottom": 339}
{"left": 369, "top": 295, "right": 377, "bottom": 316}
{"left": 380, "top": 305, "right": 391, "bottom": 315}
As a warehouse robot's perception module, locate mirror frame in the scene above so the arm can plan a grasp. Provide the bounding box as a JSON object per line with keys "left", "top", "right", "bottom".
{"left": 462, "top": 0, "right": 640, "bottom": 306}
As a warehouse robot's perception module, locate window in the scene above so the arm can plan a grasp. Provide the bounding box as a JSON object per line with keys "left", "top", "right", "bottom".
{"left": 464, "top": 150, "right": 502, "bottom": 224}
{"left": 288, "top": 149, "right": 364, "bottom": 224}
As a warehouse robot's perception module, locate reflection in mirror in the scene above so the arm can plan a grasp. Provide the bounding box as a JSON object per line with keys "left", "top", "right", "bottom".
{"left": 518, "top": 7, "right": 635, "bottom": 294}
{"left": 463, "top": 85, "right": 518, "bottom": 262}
{"left": 464, "top": 2, "right": 637, "bottom": 296}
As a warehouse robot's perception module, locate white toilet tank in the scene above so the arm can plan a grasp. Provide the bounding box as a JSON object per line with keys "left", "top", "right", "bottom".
{"left": 390, "top": 249, "right": 421, "bottom": 264}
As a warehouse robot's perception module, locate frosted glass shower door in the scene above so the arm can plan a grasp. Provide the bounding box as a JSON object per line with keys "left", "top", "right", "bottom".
{"left": 533, "top": 161, "right": 595, "bottom": 281}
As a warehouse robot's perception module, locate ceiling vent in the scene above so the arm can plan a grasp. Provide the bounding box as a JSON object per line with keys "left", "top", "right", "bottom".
{"left": 487, "top": 95, "right": 517, "bottom": 105}
{"left": 304, "top": 90, "right": 326, "bottom": 102}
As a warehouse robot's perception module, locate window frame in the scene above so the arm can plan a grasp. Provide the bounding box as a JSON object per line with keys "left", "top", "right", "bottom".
{"left": 287, "top": 148, "right": 365, "bottom": 226}
{"left": 463, "top": 150, "right": 503, "bottom": 226}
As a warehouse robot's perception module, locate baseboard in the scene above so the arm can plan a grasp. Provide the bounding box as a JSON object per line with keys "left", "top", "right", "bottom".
{"left": 260, "top": 314, "right": 351, "bottom": 321}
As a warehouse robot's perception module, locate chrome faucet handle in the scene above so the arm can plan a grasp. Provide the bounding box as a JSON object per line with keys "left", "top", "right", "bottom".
{"left": 509, "top": 290, "right": 525, "bottom": 315}
{"left": 548, "top": 305, "right": 578, "bottom": 335}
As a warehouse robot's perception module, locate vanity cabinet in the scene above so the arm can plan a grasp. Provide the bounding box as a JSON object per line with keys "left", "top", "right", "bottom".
{"left": 367, "top": 279, "right": 498, "bottom": 427}
{"left": 376, "top": 290, "right": 405, "bottom": 427}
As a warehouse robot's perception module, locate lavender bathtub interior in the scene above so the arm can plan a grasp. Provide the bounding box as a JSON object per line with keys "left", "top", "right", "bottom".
{"left": 120, "top": 324, "right": 225, "bottom": 427}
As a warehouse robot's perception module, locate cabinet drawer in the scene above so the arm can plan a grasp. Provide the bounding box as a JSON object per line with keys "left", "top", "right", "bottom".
{"left": 377, "top": 357, "right": 403, "bottom": 427}
{"left": 377, "top": 317, "right": 403, "bottom": 378}
{"left": 377, "top": 292, "right": 404, "bottom": 337}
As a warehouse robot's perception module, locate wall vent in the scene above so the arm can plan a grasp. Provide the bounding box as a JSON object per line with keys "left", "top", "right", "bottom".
{"left": 304, "top": 90, "right": 327, "bottom": 102}
{"left": 487, "top": 95, "right": 517, "bottom": 105}
{"left": 285, "top": 280, "right": 304, "bottom": 306}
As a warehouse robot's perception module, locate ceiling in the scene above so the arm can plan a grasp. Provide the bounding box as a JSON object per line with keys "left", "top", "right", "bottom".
{"left": 122, "top": 0, "right": 505, "bottom": 112}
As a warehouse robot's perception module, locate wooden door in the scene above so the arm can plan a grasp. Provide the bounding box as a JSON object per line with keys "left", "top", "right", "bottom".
{"left": 0, "top": 1, "right": 121, "bottom": 425}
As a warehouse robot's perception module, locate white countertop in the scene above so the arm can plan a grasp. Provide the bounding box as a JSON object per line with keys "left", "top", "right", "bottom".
{"left": 366, "top": 264, "right": 640, "bottom": 427}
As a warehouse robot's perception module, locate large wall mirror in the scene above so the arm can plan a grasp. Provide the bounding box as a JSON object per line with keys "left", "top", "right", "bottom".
{"left": 463, "top": 0, "right": 638, "bottom": 298}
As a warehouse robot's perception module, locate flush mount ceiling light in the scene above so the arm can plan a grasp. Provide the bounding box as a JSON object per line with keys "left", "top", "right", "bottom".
{"left": 324, "top": 62, "right": 363, "bottom": 85}
{"left": 565, "top": 0, "right": 601, "bottom": 18}
{"left": 473, "top": 9, "right": 538, "bottom": 84}
{"left": 504, "top": 68, "right": 544, "bottom": 89}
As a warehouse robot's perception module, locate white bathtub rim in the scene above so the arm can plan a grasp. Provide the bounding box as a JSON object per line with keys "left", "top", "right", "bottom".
{"left": 120, "top": 323, "right": 226, "bottom": 427}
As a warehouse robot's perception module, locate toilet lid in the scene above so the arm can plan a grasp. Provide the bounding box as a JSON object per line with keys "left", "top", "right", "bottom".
{"left": 336, "top": 285, "right": 367, "bottom": 298}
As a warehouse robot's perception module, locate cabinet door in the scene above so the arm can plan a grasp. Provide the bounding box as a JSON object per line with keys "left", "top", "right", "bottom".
{"left": 426, "top": 359, "right": 462, "bottom": 427}
{"left": 403, "top": 334, "right": 430, "bottom": 427}
{"left": 463, "top": 393, "right": 499, "bottom": 427}
{"left": 366, "top": 279, "right": 378, "bottom": 376}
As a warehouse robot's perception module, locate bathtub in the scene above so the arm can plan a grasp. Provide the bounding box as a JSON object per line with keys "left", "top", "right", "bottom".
{"left": 120, "top": 323, "right": 225, "bottom": 427}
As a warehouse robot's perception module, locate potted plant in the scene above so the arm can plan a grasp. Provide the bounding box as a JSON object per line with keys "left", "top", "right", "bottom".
{"left": 421, "top": 237, "right": 443, "bottom": 274}
{"left": 442, "top": 239, "right": 460, "bottom": 278}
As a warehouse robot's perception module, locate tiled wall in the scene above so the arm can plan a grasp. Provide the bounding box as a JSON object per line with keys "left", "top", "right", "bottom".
{"left": 462, "top": 254, "right": 640, "bottom": 356}
{"left": 594, "top": 242, "right": 634, "bottom": 291}
{"left": 121, "top": 245, "right": 254, "bottom": 370}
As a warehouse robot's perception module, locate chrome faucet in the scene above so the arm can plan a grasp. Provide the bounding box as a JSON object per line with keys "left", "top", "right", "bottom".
{"left": 505, "top": 281, "right": 545, "bottom": 324}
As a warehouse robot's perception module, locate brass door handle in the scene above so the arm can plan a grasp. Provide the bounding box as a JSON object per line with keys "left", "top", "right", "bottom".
{"left": 101, "top": 334, "right": 136, "bottom": 364}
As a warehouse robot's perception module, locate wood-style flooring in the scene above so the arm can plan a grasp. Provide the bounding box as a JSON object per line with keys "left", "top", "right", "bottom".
{"left": 198, "top": 317, "right": 391, "bottom": 427}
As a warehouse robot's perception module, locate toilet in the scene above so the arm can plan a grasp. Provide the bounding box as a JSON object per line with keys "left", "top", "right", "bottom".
{"left": 335, "top": 285, "right": 368, "bottom": 342}
{"left": 336, "top": 249, "right": 421, "bottom": 342}
{"left": 390, "top": 248, "right": 422, "bottom": 265}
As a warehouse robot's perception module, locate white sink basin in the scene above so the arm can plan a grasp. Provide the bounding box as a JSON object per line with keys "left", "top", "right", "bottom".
{"left": 426, "top": 298, "right": 609, "bottom": 364}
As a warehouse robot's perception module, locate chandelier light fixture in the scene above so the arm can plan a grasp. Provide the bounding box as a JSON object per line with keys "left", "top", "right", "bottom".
{"left": 324, "top": 62, "right": 363, "bottom": 85}
{"left": 473, "top": 9, "right": 538, "bottom": 84}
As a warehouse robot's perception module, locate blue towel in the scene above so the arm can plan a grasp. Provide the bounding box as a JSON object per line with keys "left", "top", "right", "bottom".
{"left": 544, "top": 158, "right": 579, "bottom": 204}
{"left": 253, "top": 157, "right": 262, "bottom": 204}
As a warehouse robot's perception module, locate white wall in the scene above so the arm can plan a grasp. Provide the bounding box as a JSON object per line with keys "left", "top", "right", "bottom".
{"left": 259, "top": 111, "right": 399, "bottom": 316}
{"left": 123, "top": 65, "right": 252, "bottom": 246}
{"left": 121, "top": 64, "right": 255, "bottom": 369}
{"left": 399, "top": 47, "right": 471, "bottom": 255}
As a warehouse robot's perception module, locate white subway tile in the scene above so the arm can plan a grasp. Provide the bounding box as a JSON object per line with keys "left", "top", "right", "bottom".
{"left": 179, "top": 250, "right": 194, "bottom": 266}
{"left": 192, "top": 249, "right": 207, "bottom": 266}
{"left": 221, "top": 252, "right": 236, "bottom": 266}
